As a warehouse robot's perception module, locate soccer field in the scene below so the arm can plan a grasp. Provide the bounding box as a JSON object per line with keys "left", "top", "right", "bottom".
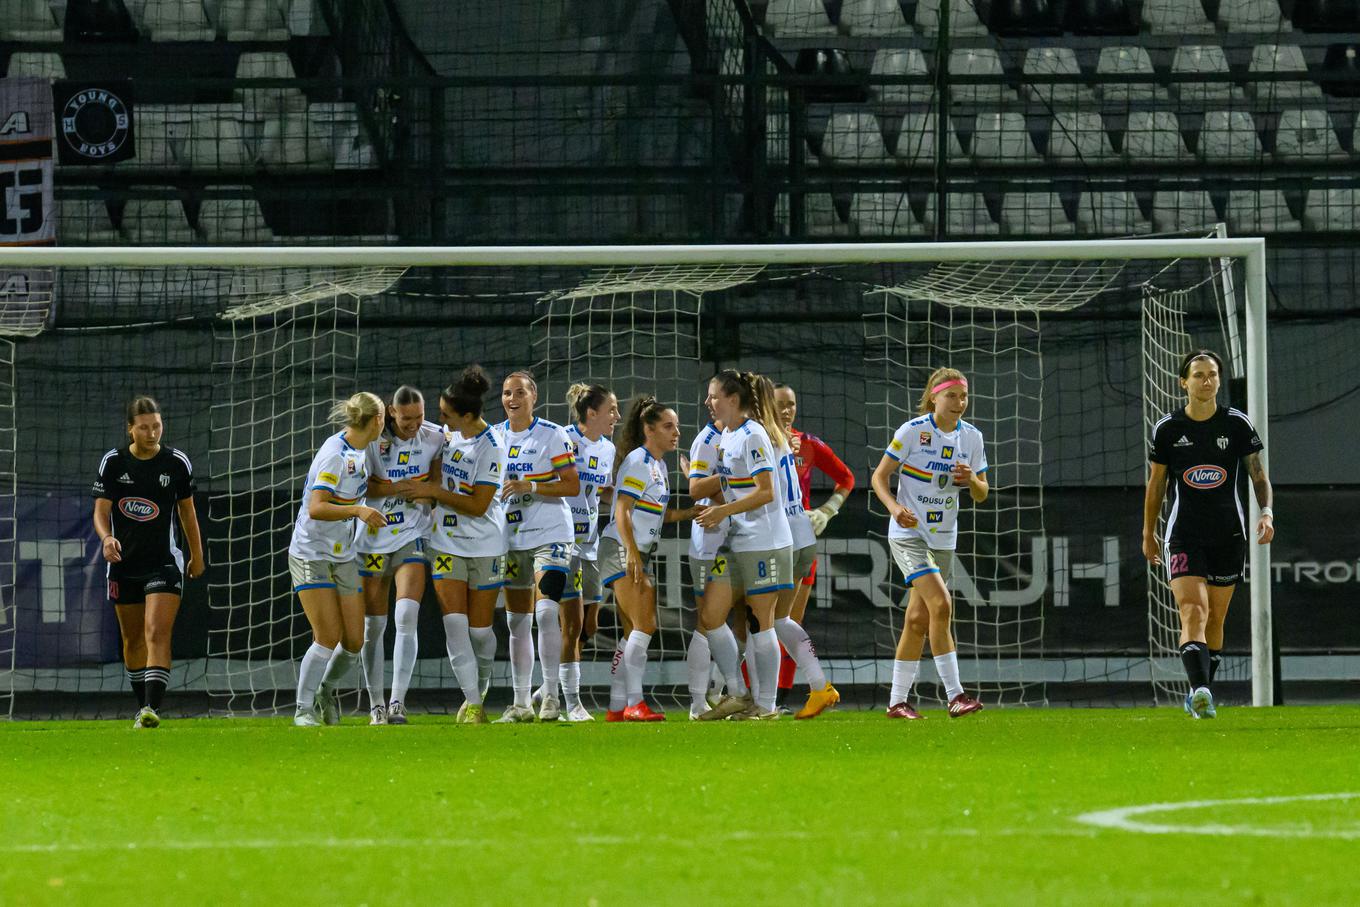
{"left": 3, "top": 706, "right": 1357, "bottom": 906}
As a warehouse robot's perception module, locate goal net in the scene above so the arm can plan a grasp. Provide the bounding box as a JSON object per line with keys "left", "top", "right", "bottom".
{"left": 0, "top": 239, "right": 1271, "bottom": 719}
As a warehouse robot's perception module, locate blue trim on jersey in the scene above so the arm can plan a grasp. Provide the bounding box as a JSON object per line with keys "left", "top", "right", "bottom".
{"left": 928, "top": 414, "right": 937, "bottom": 429}
{"left": 294, "top": 582, "right": 336, "bottom": 591}
{"left": 617, "top": 488, "right": 642, "bottom": 500}
{"left": 747, "top": 581, "right": 795, "bottom": 595}
{"left": 884, "top": 449, "right": 901, "bottom": 461}
{"left": 976, "top": 465, "right": 988, "bottom": 474}
{"left": 750, "top": 465, "right": 773, "bottom": 475}
{"left": 904, "top": 566, "right": 941, "bottom": 585}
{"left": 339, "top": 431, "right": 356, "bottom": 452}
{"left": 475, "top": 480, "right": 500, "bottom": 487}
{"left": 310, "top": 484, "right": 337, "bottom": 493}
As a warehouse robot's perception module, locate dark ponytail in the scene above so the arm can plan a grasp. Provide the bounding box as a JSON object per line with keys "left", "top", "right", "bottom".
{"left": 386, "top": 384, "right": 424, "bottom": 433}
{"left": 442, "top": 366, "right": 491, "bottom": 418}
{"left": 126, "top": 395, "right": 161, "bottom": 424}
{"left": 615, "top": 394, "right": 669, "bottom": 477}
{"left": 712, "top": 368, "right": 756, "bottom": 414}
{"left": 1178, "top": 349, "right": 1225, "bottom": 381}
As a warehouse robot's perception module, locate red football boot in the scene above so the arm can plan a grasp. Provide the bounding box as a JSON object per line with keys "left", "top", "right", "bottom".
{"left": 885, "top": 701, "right": 924, "bottom": 720}
{"left": 605, "top": 708, "right": 627, "bottom": 722}
{"left": 947, "top": 693, "right": 983, "bottom": 718}
{"left": 622, "top": 701, "right": 666, "bottom": 722}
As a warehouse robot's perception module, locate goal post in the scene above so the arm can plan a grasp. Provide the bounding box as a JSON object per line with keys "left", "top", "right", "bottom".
{"left": 0, "top": 238, "right": 1272, "bottom": 711}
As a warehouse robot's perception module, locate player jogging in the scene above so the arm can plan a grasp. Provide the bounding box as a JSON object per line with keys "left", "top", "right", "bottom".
{"left": 872, "top": 368, "right": 987, "bottom": 720}
{"left": 92, "top": 395, "right": 204, "bottom": 729}
{"left": 288, "top": 393, "right": 388, "bottom": 727}
{"left": 355, "top": 385, "right": 444, "bottom": 725}
{"left": 1143, "top": 349, "right": 1273, "bottom": 719}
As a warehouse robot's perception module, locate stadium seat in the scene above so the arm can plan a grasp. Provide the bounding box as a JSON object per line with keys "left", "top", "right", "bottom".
{"left": 915, "top": 0, "right": 989, "bottom": 35}
{"left": 199, "top": 188, "right": 274, "bottom": 243}
{"left": 806, "top": 193, "right": 853, "bottom": 236}
{"left": 1001, "top": 187, "right": 1074, "bottom": 235}
{"left": 1074, "top": 190, "right": 1149, "bottom": 235}
{"left": 256, "top": 111, "right": 332, "bottom": 170}
{"left": 0, "top": 0, "right": 63, "bottom": 40}
{"left": 234, "top": 52, "right": 307, "bottom": 112}
{"left": 971, "top": 112, "right": 1040, "bottom": 164}
{"left": 1047, "top": 112, "right": 1118, "bottom": 162}
{"left": 948, "top": 49, "right": 1012, "bottom": 105}
{"left": 1152, "top": 189, "right": 1219, "bottom": 232}
{"left": 1095, "top": 46, "right": 1162, "bottom": 105}
{"left": 309, "top": 103, "right": 376, "bottom": 169}
{"left": 56, "top": 198, "right": 121, "bottom": 244}
{"left": 1197, "top": 109, "right": 1264, "bottom": 161}
{"left": 125, "top": 106, "right": 187, "bottom": 171}
{"left": 840, "top": 0, "right": 912, "bottom": 36}
{"left": 136, "top": 0, "right": 216, "bottom": 40}
{"left": 1302, "top": 183, "right": 1360, "bottom": 230}
{"left": 762, "top": 0, "right": 837, "bottom": 36}
{"left": 819, "top": 111, "right": 889, "bottom": 164}
{"left": 893, "top": 112, "right": 966, "bottom": 164}
{"left": 5, "top": 52, "right": 66, "bottom": 79}
{"left": 1218, "top": 0, "right": 1289, "bottom": 33}
{"left": 1227, "top": 188, "right": 1301, "bottom": 233}
{"left": 1065, "top": 0, "right": 1138, "bottom": 35}
{"left": 121, "top": 191, "right": 199, "bottom": 243}
{"left": 1248, "top": 45, "right": 1323, "bottom": 102}
{"left": 869, "top": 48, "right": 932, "bottom": 103}
{"left": 1274, "top": 108, "right": 1347, "bottom": 161}
{"left": 1021, "top": 47, "right": 1093, "bottom": 105}
{"left": 184, "top": 105, "right": 254, "bottom": 172}
{"left": 942, "top": 192, "right": 1000, "bottom": 235}
{"left": 1173, "top": 46, "right": 1243, "bottom": 105}
{"left": 1143, "top": 0, "right": 1214, "bottom": 34}
{"left": 1123, "top": 111, "right": 1189, "bottom": 162}
{"left": 851, "top": 192, "right": 927, "bottom": 235}
{"left": 216, "top": 0, "right": 289, "bottom": 40}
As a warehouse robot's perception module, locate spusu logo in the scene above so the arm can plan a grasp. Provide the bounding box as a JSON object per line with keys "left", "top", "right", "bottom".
{"left": 1183, "top": 465, "right": 1227, "bottom": 489}
{"left": 120, "top": 497, "right": 160, "bottom": 521}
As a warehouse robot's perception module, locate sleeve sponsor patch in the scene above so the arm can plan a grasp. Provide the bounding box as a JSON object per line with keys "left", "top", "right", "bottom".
{"left": 889, "top": 438, "right": 903, "bottom": 452}
{"left": 318, "top": 472, "right": 339, "bottom": 484}
{"left": 623, "top": 476, "right": 646, "bottom": 492}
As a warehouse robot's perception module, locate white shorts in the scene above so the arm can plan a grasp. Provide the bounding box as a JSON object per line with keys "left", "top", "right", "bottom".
{"left": 728, "top": 547, "right": 795, "bottom": 596}
{"left": 289, "top": 556, "right": 360, "bottom": 596}
{"left": 889, "top": 536, "right": 954, "bottom": 585}
{"left": 505, "top": 542, "right": 573, "bottom": 589}
{"left": 356, "top": 539, "right": 428, "bottom": 578}
{"left": 430, "top": 550, "right": 506, "bottom": 590}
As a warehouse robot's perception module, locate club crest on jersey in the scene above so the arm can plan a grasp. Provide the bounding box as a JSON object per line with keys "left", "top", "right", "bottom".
{"left": 937, "top": 473, "right": 949, "bottom": 489}
{"left": 941, "top": 445, "right": 955, "bottom": 459}
{"left": 159, "top": 473, "right": 171, "bottom": 487}
{"left": 919, "top": 432, "right": 932, "bottom": 446}
{"left": 1217, "top": 436, "right": 1229, "bottom": 450}
{"left": 398, "top": 451, "right": 410, "bottom": 465}
{"left": 119, "top": 498, "right": 159, "bottom": 521}
{"left": 346, "top": 459, "right": 356, "bottom": 475}
{"left": 1183, "top": 465, "right": 1227, "bottom": 489}
{"left": 380, "top": 440, "right": 391, "bottom": 455}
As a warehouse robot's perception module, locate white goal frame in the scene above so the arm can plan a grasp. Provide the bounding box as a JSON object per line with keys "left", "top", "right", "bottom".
{"left": 0, "top": 239, "right": 1272, "bottom": 707}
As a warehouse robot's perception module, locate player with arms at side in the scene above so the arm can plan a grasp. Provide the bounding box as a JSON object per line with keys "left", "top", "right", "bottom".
{"left": 1143, "top": 349, "right": 1273, "bottom": 719}
{"left": 93, "top": 396, "right": 205, "bottom": 728}
{"left": 288, "top": 393, "right": 388, "bottom": 726}
{"left": 871, "top": 368, "right": 987, "bottom": 719}
{"left": 356, "top": 385, "right": 444, "bottom": 725}
{"left": 682, "top": 411, "right": 731, "bottom": 720}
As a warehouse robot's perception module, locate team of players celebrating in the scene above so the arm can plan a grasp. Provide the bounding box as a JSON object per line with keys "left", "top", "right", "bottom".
{"left": 93, "top": 349, "right": 1273, "bottom": 728}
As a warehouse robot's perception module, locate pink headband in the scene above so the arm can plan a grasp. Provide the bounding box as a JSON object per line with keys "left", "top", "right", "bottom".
{"left": 931, "top": 378, "right": 968, "bottom": 394}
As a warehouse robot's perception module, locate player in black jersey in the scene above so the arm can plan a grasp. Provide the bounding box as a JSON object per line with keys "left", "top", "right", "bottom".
{"left": 92, "top": 396, "right": 204, "bottom": 728}
{"left": 1143, "top": 350, "right": 1274, "bottom": 719}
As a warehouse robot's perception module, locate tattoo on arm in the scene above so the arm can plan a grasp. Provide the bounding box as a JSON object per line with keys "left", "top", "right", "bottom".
{"left": 1245, "top": 452, "right": 1265, "bottom": 481}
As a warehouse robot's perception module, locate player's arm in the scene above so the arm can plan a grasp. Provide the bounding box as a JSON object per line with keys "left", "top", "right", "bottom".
{"left": 807, "top": 437, "right": 856, "bottom": 535}
{"left": 308, "top": 488, "right": 386, "bottom": 530}
{"left": 696, "top": 469, "right": 774, "bottom": 527}
{"left": 1244, "top": 452, "right": 1275, "bottom": 544}
{"left": 424, "top": 480, "right": 497, "bottom": 517}
{"left": 951, "top": 461, "right": 989, "bottom": 503}
{"left": 612, "top": 492, "right": 646, "bottom": 582}
{"left": 684, "top": 453, "right": 724, "bottom": 500}
{"left": 93, "top": 497, "right": 121, "bottom": 564}
{"left": 176, "top": 496, "right": 206, "bottom": 579}
{"left": 1141, "top": 462, "right": 1168, "bottom": 565}
{"left": 665, "top": 504, "right": 697, "bottom": 524}
{"left": 871, "top": 454, "right": 916, "bottom": 529}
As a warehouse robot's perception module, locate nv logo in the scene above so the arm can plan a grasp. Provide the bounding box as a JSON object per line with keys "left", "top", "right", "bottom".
{"left": 506, "top": 559, "right": 521, "bottom": 580}
{"left": 507, "top": 510, "right": 523, "bottom": 524}
{"left": 588, "top": 456, "right": 598, "bottom": 469}
{"left": 443, "top": 514, "right": 458, "bottom": 527}
{"left": 434, "top": 555, "right": 453, "bottom": 574}
{"left": 451, "top": 449, "right": 464, "bottom": 462}
{"left": 364, "top": 554, "right": 384, "bottom": 570}
{"left": 398, "top": 451, "right": 410, "bottom": 465}
{"left": 508, "top": 446, "right": 521, "bottom": 458}
{"left": 941, "top": 445, "right": 954, "bottom": 459}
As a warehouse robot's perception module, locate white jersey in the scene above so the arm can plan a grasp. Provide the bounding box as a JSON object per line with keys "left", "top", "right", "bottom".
{"left": 565, "top": 424, "right": 616, "bottom": 560}
{"left": 687, "top": 423, "right": 730, "bottom": 559}
{"left": 883, "top": 413, "right": 988, "bottom": 549}
{"left": 603, "top": 446, "right": 669, "bottom": 549}
{"left": 431, "top": 425, "right": 508, "bottom": 558}
{"left": 289, "top": 431, "right": 372, "bottom": 562}
{"left": 496, "top": 417, "right": 576, "bottom": 550}
{"left": 774, "top": 441, "right": 816, "bottom": 550}
{"left": 356, "top": 421, "right": 444, "bottom": 554}
{"left": 717, "top": 419, "right": 792, "bottom": 553}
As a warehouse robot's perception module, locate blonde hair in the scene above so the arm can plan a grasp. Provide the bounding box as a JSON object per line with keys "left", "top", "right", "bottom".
{"left": 566, "top": 382, "right": 611, "bottom": 423}
{"left": 751, "top": 374, "right": 789, "bottom": 450}
{"left": 329, "top": 391, "right": 384, "bottom": 428}
{"left": 918, "top": 367, "right": 967, "bottom": 415}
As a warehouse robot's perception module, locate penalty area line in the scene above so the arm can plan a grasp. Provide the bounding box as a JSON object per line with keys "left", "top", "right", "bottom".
{"left": 1074, "top": 792, "right": 1360, "bottom": 839}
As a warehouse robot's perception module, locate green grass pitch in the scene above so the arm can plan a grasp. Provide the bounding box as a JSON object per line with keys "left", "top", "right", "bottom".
{"left": 3, "top": 705, "right": 1357, "bottom": 905}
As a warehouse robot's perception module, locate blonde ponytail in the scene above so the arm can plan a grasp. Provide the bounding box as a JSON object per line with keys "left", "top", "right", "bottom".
{"left": 329, "top": 391, "right": 384, "bottom": 428}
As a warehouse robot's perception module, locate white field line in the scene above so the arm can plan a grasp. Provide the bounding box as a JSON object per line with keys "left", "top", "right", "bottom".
{"left": 1075, "top": 792, "right": 1360, "bottom": 839}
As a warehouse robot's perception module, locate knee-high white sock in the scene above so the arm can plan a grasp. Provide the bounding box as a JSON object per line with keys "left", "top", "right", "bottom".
{"left": 319, "top": 645, "right": 359, "bottom": 693}
{"left": 296, "top": 642, "right": 334, "bottom": 709}
{"left": 774, "top": 616, "right": 827, "bottom": 691}
{"left": 441, "top": 612, "right": 481, "bottom": 706}
{"left": 686, "top": 630, "right": 711, "bottom": 709}
{"left": 360, "top": 614, "right": 388, "bottom": 708}
{"left": 743, "top": 641, "right": 760, "bottom": 706}
{"left": 608, "top": 642, "right": 628, "bottom": 712}
{"left": 560, "top": 662, "right": 581, "bottom": 711}
{"left": 469, "top": 625, "right": 497, "bottom": 697}
{"left": 507, "top": 611, "right": 534, "bottom": 708}
{"left": 934, "top": 650, "right": 964, "bottom": 700}
{"left": 752, "top": 628, "right": 780, "bottom": 712}
{"left": 704, "top": 624, "right": 747, "bottom": 696}
{"left": 623, "top": 629, "right": 652, "bottom": 707}
{"left": 535, "top": 599, "right": 561, "bottom": 699}
{"left": 890, "top": 659, "right": 920, "bottom": 705}
{"left": 390, "top": 597, "right": 420, "bottom": 704}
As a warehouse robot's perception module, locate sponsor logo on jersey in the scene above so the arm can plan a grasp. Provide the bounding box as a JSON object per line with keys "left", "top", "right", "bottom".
{"left": 159, "top": 473, "right": 171, "bottom": 487}
{"left": 927, "top": 511, "right": 944, "bottom": 524}
{"left": 751, "top": 446, "right": 765, "bottom": 462}
{"left": 1183, "top": 464, "right": 1227, "bottom": 489}
{"left": 925, "top": 460, "right": 953, "bottom": 472}
{"left": 490, "top": 461, "right": 500, "bottom": 474}
{"left": 1217, "top": 436, "right": 1229, "bottom": 450}
{"left": 574, "top": 521, "right": 590, "bottom": 536}
{"left": 945, "top": 497, "right": 955, "bottom": 509}
{"left": 919, "top": 431, "right": 932, "bottom": 446}
{"left": 118, "top": 472, "right": 134, "bottom": 484}
{"left": 93, "top": 481, "right": 105, "bottom": 494}
{"left": 588, "top": 456, "right": 598, "bottom": 469}
{"left": 917, "top": 495, "right": 946, "bottom": 505}
{"left": 451, "top": 449, "right": 464, "bottom": 462}
{"left": 443, "top": 514, "right": 458, "bottom": 527}
{"left": 398, "top": 451, "right": 411, "bottom": 465}
{"left": 119, "top": 497, "right": 159, "bottom": 521}
{"left": 507, "top": 446, "right": 521, "bottom": 458}
{"left": 507, "top": 510, "right": 523, "bottom": 524}
{"left": 889, "top": 439, "right": 904, "bottom": 453}
{"left": 318, "top": 471, "right": 339, "bottom": 484}
{"left": 941, "top": 445, "right": 955, "bottom": 459}
{"left": 385, "top": 512, "right": 405, "bottom": 525}
{"left": 1175, "top": 435, "right": 1194, "bottom": 447}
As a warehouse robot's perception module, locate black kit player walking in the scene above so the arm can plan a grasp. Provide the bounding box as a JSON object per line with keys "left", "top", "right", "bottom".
{"left": 1142, "top": 350, "right": 1274, "bottom": 719}
{"left": 92, "top": 396, "right": 205, "bottom": 728}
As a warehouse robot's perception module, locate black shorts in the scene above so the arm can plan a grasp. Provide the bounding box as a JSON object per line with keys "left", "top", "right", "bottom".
{"left": 108, "top": 564, "right": 183, "bottom": 604}
{"left": 1166, "top": 538, "right": 1245, "bottom": 587}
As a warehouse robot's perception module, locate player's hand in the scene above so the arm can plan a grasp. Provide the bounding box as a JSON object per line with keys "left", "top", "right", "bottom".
{"left": 808, "top": 507, "right": 831, "bottom": 536}
{"left": 790, "top": 434, "right": 802, "bottom": 455}
{"left": 1257, "top": 513, "right": 1275, "bottom": 544}
{"left": 626, "top": 549, "right": 646, "bottom": 584}
{"left": 952, "top": 463, "right": 973, "bottom": 487}
{"left": 359, "top": 506, "right": 388, "bottom": 531}
{"left": 891, "top": 504, "right": 917, "bottom": 529}
{"left": 501, "top": 479, "right": 531, "bottom": 500}
{"left": 1142, "top": 532, "right": 1162, "bottom": 565}
{"left": 680, "top": 454, "right": 691, "bottom": 475}
{"left": 187, "top": 554, "right": 205, "bottom": 579}
{"left": 695, "top": 503, "right": 725, "bottom": 529}
{"left": 101, "top": 536, "right": 122, "bottom": 564}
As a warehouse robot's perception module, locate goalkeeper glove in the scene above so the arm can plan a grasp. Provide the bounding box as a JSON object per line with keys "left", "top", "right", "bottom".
{"left": 809, "top": 491, "right": 846, "bottom": 536}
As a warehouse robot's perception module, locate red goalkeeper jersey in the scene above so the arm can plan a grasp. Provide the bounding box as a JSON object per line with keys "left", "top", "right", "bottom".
{"left": 790, "top": 428, "right": 855, "bottom": 510}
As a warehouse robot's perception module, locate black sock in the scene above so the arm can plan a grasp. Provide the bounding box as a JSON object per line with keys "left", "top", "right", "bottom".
{"left": 1179, "top": 642, "right": 1210, "bottom": 689}
{"left": 144, "top": 666, "right": 170, "bottom": 711}
{"left": 127, "top": 668, "right": 146, "bottom": 708}
{"left": 1208, "top": 649, "right": 1222, "bottom": 684}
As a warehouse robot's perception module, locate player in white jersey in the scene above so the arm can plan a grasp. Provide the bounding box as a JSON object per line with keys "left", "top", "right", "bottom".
{"left": 413, "top": 366, "right": 507, "bottom": 725}
{"left": 871, "top": 367, "right": 988, "bottom": 719}
{"left": 494, "top": 371, "right": 581, "bottom": 722}
{"left": 554, "top": 382, "right": 619, "bottom": 721}
{"left": 680, "top": 413, "right": 731, "bottom": 719}
{"left": 353, "top": 385, "right": 443, "bottom": 726}
{"left": 598, "top": 396, "right": 689, "bottom": 722}
{"left": 288, "top": 392, "right": 388, "bottom": 726}
{"left": 695, "top": 370, "right": 793, "bottom": 721}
